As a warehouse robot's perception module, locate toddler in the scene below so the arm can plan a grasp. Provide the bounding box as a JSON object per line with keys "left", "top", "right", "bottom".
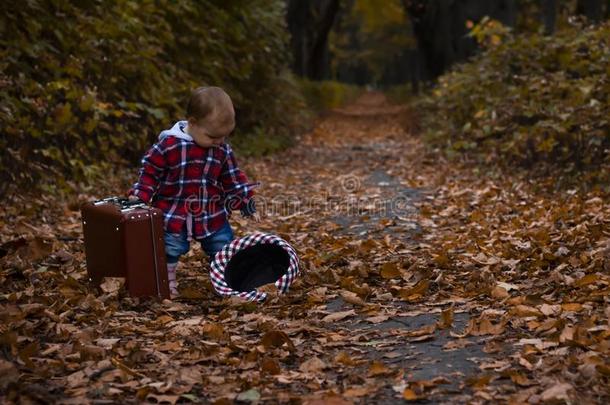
{"left": 129, "top": 86, "right": 258, "bottom": 297}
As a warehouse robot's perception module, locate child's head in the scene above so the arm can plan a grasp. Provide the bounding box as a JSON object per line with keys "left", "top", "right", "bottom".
{"left": 186, "top": 86, "right": 235, "bottom": 147}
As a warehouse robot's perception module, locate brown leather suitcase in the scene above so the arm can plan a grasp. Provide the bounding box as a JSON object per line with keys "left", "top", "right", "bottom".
{"left": 81, "top": 197, "right": 170, "bottom": 299}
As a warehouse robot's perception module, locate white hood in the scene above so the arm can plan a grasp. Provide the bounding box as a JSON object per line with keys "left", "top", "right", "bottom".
{"left": 158, "top": 120, "right": 193, "bottom": 141}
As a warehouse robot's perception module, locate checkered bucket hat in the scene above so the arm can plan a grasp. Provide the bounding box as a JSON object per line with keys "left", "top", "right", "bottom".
{"left": 210, "top": 233, "right": 300, "bottom": 302}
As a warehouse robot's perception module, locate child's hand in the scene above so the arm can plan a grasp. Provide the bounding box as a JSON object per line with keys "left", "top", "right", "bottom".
{"left": 250, "top": 212, "right": 261, "bottom": 223}
{"left": 128, "top": 195, "right": 141, "bottom": 202}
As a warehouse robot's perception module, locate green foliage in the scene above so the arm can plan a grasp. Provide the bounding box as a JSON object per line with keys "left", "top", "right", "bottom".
{"left": 385, "top": 84, "right": 417, "bottom": 104}
{"left": 0, "top": 0, "right": 305, "bottom": 197}
{"left": 417, "top": 20, "right": 610, "bottom": 186}
{"left": 330, "top": 0, "right": 414, "bottom": 83}
{"left": 298, "top": 79, "right": 362, "bottom": 112}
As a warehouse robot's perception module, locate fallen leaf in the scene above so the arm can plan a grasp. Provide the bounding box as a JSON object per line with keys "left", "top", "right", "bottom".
{"left": 321, "top": 310, "right": 356, "bottom": 323}
{"left": 260, "top": 357, "right": 281, "bottom": 375}
{"left": 299, "top": 357, "right": 327, "bottom": 373}
{"left": 340, "top": 290, "right": 366, "bottom": 306}
{"left": 491, "top": 286, "right": 509, "bottom": 299}
{"left": 540, "top": 383, "right": 573, "bottom": 401}
{"left": 0, "top": 360, "right": 19, "bottom": 390}
{"left": 403, "top": 388, "right": 419, "bottom": 401}
{"left": 261, "top": 330, "right": 295, "bottom": 351}
{"left": 365, "top": 315, "right": 390, "bottom": 324}
{"left": 368, "top": 361, "right": 392, "bottom": 376}
{"left": 574, "top": 274, "right": 599, "bottom": 288}
{"left": 437, "top": 307, "right": 453, "bottom": 329}
{"left": 511, "top": 305, "right": 543, "bottom": 318}
{"left": 380, "top": 263, "right": 401, "bottom": 279}
{"left": 100, "top": 277, "right": 124, "bottom": 294}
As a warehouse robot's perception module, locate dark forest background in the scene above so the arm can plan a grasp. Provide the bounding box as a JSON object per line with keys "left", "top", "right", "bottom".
{"left": 287, "top": 0, "right": 609, "bottom": 87}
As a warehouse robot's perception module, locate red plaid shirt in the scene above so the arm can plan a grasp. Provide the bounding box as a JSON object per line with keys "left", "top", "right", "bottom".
{"left": 129, "top": 135, "right": 255, "bottom": 239}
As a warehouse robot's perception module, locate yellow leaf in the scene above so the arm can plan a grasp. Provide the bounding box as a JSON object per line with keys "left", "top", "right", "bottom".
{"left": 334, "top": 351, "right": 357, "bottom": 366}
{"left": 398, "top": 280, "right": 429, "bottom": 301}
{"left": 491, "top": 286, "right": 509, "bottom": 299}
{"left": 368, "top": 361, "right": 391, "bottom": 376}
{"left": 380, "top": 263, "right": 401, "bottom": 279}
{"left": 574, "top": 274, "right": 599, "bottom": 287}
{"left": 403, "top": 388, "right": 418, "bottom": 400}
{"left": 562, "top": 303, "right": 583, "bottom": 312}
{"left": 437, "top": 308, "right": 453, "bottom": 329}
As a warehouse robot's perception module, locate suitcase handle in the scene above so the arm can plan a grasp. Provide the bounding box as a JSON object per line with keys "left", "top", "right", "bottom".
{"left": 93, "top": 197, "right": 147, "bottom": 211}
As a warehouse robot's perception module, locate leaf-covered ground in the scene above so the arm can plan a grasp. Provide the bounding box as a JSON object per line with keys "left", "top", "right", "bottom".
{"left": 1, "top": 93, "right": 609, "bottom": 404}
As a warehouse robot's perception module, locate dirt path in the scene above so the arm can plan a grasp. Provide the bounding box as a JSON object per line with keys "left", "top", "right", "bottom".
{"left": 230, "top": 92, "right": 493, "bottom": 403}
{"left": 1, "top": 93, "right": 608, "bottom": 404}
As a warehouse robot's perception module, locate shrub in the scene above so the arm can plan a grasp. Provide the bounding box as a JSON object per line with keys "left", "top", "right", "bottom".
{"left": 0, "top": 0, "right": 305, "bottom": 197}
{"left": 417, "top": 19, "right": 610, "bottom": 186}
{"left": 298, "top": 79, "right": 362, "bottom": 112}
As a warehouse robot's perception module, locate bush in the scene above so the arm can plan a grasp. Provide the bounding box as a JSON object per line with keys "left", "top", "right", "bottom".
{"left": 0, "top": 0, "right": 306, "bottom": 197}
{"left": 417, "top": 19, "right": 610, "bottom": 186}
{"left": 298, "top": 79, "right": 362, "bottom": 112}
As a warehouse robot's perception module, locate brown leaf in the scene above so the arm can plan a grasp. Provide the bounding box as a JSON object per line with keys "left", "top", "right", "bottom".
{"left": 403, "top": 388, "right": 419, "bottom": 401}
{"left": 365, "top": 315, "right": 390, "bottom": 324}
{"left": 574, "top": 273, "right": 599, "bottom": 287}
{"left": 261, "top": 330, "right": 295, "bottom": 351}
{"left": 202, "top": 323, "right": 226, "bottom": 341}
{"left": 179, "top": 286, "right": 205, "bottom": 299}
{"left": 0, "top": 360, "right": 19, "bottom": 391}
{"left": 321, "top": 310, "right": 356, "bottom": 323}
{"left": 146, "top": 394, "right": 181, "bottom": 405}
{"left": 304, "top": 396, "right": 353, "bottom": 405}
{"left": 299, "top": 357, "right": 327, "bottom": 373}
{"left": 398, "top": 280, "right": 429, "bottom": 301}
{"left": 340, "top": 290, "right": 366, "bottom": 306}
{"left": 540, "top": 383, "right": 573, "bottom": 401}
{"left": 380, "top": 262, "right": 401, "bottom": 279}
{"left": 511, "top": 305, "right": 543, "bottom": 318}
{"left": 491, "top": 285, "right": 509, "bottom": 299}
{"left": 18, "top": 237, "right": 54, "bottom": 262}
{"left": 437, "top": 307, "right": 453, "bottom": 329}
{"left": 334, "top": 351, "right": 358, "bottom": 366}
{"left": 509, "top": 371, "right": 536, "bottom": 387}
{"left": 406, "top": 324, "right": 436, "bottom": 337}
{"left": 260, "top": 357, "right": 281, "bottom": 375}
{"left": 368, "top": 361, "right": 392, "bottom": 376}
{"left": 100, "top": 277, "right": 124, "bottom": 294}
{"left": 562, "top": 303, "right": 583, "bottom": 312}
{"left": 343, "top": 386, "right": 376, "bottom": 398}
{"left": 466, "top": 374, "right": 492, "bottom": 389}
{"left": 466, "top": 318, "right": 505, "bottom": 336}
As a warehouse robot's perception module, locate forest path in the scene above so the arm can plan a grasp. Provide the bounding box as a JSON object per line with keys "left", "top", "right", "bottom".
{"left": 222, "top": 91, "right": 494, "bottom": 402}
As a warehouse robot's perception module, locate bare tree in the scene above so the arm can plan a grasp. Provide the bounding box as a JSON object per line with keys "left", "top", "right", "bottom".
{"left": 286, "top": 0, "right": 341, "bottom": 80}
{"left": 541, "top": 0, "right": 557, "bottom": 34}
{"left": 576, "top": 0, "right": 604, "bottom": 22}
{"left": 402, "top": 0, "right": 517, "bottom": 79}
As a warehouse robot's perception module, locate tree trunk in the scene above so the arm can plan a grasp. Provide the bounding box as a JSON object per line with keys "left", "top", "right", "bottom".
{"left": 286, "top": 0, "right": 340, "bottom": 80}
{"left": 402, "top": 0, "right": 518, "bottom": 80}
{"left": 541, "top": 0, "right": 557, "bottom": 34}
{"left": 576, "top": 0, "right": 603, "bottom": 22}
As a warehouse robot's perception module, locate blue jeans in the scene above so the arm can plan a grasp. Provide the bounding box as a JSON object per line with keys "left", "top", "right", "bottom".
{"left": 164, "top": 222, "right": 234, "bottom": 264}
